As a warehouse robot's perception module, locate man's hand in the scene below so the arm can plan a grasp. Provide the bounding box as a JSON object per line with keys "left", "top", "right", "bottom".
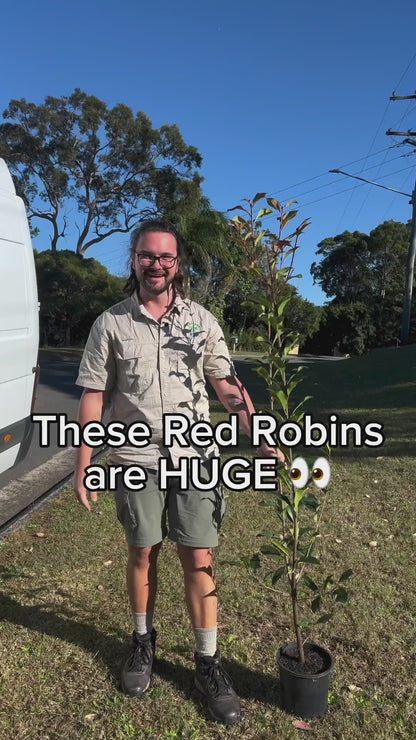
{"left": 73, "top": 473, "right": 97, "bottom": 513}
{"left": 257, "top": 440, "right": 286, "bottom": 465}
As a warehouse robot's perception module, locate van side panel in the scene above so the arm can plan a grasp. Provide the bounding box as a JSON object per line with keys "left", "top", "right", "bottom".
{"left": 0, "top": 169, "right": 39, "bottom": 474}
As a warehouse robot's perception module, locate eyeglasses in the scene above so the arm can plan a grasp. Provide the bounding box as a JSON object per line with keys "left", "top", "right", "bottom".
{"left": 135, "top": 253, "right": 178, "bottom": 268}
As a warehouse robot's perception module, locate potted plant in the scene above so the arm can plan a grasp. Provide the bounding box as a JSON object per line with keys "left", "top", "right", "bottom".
{"left": 228, "top": 194, "right": 352, "bottom": 719}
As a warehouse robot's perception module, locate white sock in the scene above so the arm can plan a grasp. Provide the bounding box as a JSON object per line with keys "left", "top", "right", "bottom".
{"left": 132, "top": 610, "right": 154, "bottom": 636}
{"left": 194, "top": 626, "right": 217, "bottom": 656}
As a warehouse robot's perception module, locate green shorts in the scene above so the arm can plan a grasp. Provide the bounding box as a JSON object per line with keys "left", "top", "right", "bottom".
{"left": 114, "top": 458, "right": 226, "bottom": 548}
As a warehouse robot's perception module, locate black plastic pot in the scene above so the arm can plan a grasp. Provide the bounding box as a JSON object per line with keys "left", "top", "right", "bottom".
{"left": 277, "top": 642, "right": 335, "bottom": 719}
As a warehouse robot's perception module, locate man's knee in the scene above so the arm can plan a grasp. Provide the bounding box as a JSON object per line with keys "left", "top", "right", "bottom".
{"left": 128, "top": 542, "right": 162, "bottom": 567}
{"left": 177, "top": 545, "right": 214, "bottom": 573}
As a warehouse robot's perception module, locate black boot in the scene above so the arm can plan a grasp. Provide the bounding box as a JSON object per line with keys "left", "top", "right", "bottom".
{"left": 194, "top": 651, "right": 241, "bottom": 725}
{"left": 121, "top": 629, "right": 156, "bottom": 697}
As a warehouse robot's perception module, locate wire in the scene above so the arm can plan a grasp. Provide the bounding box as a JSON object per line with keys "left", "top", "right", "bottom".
{"left": 380, "top": 170, "right": 414, "bottom": 221}
{"left": 352, "top": 141, "right": 410, "bottom": 224}
{"left": 286, "top": 152, "right": 410, "bottom": 203}
{"left": 336, "top": 100, "right": 395, "bottom": 232}
{"left": 393, "top": 52, "right": 416, "bottom": 94}
{"left": 298, "top": 163, "right": 415, "bottom": 208}
{"left": 266, "top": 143, "right": 402, "bottom": 198}
{"left": 353, "top": 65, "right": 416, "bottom": 226}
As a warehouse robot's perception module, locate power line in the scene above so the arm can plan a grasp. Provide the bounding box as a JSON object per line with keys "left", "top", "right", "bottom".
{"left": 392, "top": 52, "right": 416, "bottom": 94}
{"left": 345, "top": 56, "right": 416, "bottom": 229}
{"left": 336, "top": 98, "right": 396, "bottom": 231}
{"left": 380, "top": 169, "right": 414, "bottom": 221}
{"left": 352, "top": 139, "right": 411, "bottom": 224}
{"left": 299, "top": 163, "right": 415, "bottom": 208}
{"left": 266, "top": 143, "right": 402, "bottom": 198}
{"left": 286, "top": 152, "right": 410, "bottom": 203}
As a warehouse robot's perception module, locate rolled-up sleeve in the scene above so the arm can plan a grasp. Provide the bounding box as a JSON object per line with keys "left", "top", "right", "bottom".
{"left": 203, "top": 319, "right": 236, "bottom": 379}
{"left": 76, "top": 314, "right": 116, "bottom": 391}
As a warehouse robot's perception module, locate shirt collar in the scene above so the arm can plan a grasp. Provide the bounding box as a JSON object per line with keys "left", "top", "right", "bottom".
{"left": 131, "top": 290, "right": 187, "bottom": 318}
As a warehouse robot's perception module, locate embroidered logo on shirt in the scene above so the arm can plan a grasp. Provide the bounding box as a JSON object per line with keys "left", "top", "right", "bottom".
{"left": 186, "top": 323, "right": 200, "bottom": 333}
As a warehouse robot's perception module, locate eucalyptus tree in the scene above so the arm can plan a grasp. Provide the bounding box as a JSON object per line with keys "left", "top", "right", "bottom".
{"left": 0, "top": 89, "right": 202, "bottom": 254}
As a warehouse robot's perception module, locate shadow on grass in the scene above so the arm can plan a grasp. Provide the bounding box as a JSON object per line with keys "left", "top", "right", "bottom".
{"left": 1, "top": 592, "right": 281, "bottom": 709}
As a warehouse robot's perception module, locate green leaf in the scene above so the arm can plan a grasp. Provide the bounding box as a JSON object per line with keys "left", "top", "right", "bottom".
{"left": 298, "top": 555, "right": 320, "bottom": 565}
{"left": 272, "top": 539, "right": 291, "bottom": 557}
{"left": 294, "top": 489, "right": 304, "bottom": 513}
{"left": 300, "top": 495, "right": 319, "bottom": 511}
{"left": 277, "top": 297, "right": 292, "bottom": 316}
{"left": 311, "top": 595, "right": 322, "bottom": 613}
{"left": 266, "top": 540, "right": 291, "bottom": 557}
{"left": 315, "top": 613, "right": 333, "bottom": 624}
{"left": 285, "top": 199, "right": 298, "bottom": 207}
{"left": 278, "top": 493, "right": 292, "bottom": 507}
{"left": 282, "top": 210, "right": 298, "bottom": 227}
{"left": 296, "top": 218, "right": 310, "bottom": 232}
{"left": 286, "top": 378, "right": 303, "bottom": 396}
{"left": 255, "top": 366, "right": 273, "bottom": 384}
{"left": 254, "top": 230, "right": 266, "bottom": 246}
{"left": 258, "top": 500, "right": 276, "bottom": 508}
{"left": 274, "top": 390, "right": 288, "bottom": 412}
{"left": 291, "top": 397, "right": 312, "bottom": 416}
{"left": 333, "top": 587, "right": 348, "bottom": 604}
{"left": 298, "top": 527, "right": 315, "bottom": 539}
{"left": 252, "top": 192, "right": 266, "bottom": 205}
{"left": 303, "top": 575, "right": 319, "bottom": 592}
{"left": 286, "top": 506, "right": 294, "bottom": 523}
{"left": 256, "top": 207, "right": 273, "bottom": 219}
{"left": 272, "top": 566, "right": 286, "bottom": 584}
{"left": 266, "top": 197, "right": 281, "bottom": 210}
{"left": 339, "top": 569, "right": 353, "bottom": 582}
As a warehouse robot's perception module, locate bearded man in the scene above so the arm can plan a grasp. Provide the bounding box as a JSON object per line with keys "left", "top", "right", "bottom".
{"left": 73, "top": 219, "right": 282, "bottom": 725}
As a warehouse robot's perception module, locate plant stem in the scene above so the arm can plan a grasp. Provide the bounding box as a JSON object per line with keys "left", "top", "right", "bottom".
{"left": 291, "top": 509, "right": 305, "bottom": 664}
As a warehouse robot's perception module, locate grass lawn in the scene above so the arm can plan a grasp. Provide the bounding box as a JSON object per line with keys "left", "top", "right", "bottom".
{"left": 0, "top": 346, "right": 415, "bottom": 739}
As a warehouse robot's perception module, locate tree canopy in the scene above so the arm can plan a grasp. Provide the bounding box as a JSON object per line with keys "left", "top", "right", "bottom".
{"left": 35, "top": 249, "right": 125, "bottom": 346}
{"left": 0, "top": 89, "right": 202, "bottom": 253}
{"left": 309, "top": 220, "right": 414, "bottom": 353}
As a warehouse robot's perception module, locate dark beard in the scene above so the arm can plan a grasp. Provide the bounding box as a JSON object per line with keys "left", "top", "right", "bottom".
{"left": 140, "top": 272, "right": 173, "bottom": 296}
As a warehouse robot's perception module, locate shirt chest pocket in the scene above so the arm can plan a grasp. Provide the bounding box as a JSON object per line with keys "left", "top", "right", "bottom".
{"left": 115, "top": 340, "right": 155, "bottom": 396}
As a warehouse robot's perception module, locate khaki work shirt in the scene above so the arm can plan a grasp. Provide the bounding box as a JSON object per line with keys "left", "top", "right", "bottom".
{"left": 76, "top": 292, "right": 235, "bottom": 468}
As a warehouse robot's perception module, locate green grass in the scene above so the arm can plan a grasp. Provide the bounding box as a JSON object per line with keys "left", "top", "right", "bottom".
{"left": 0, "top": 346, "right": 415, "bottom": 739}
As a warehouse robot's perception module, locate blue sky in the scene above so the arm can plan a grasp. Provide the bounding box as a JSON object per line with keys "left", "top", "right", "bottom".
{"left": 2, "top": 0, "right": 416, "bottom": 304}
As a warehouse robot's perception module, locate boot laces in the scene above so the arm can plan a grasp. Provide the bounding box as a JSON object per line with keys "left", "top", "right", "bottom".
{"left": 205, "top": 659, "right": 232, "bottom": 697}
{"left": 129, "top": 635, "right": 153, "bottom": 672}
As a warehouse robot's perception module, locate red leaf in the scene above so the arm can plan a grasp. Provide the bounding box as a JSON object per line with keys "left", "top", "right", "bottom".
{"left": 293, "top": 719, "right": 312, "bottom": 730}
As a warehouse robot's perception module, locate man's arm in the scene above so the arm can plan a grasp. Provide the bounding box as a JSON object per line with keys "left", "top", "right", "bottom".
{"left": 208, "top": 375, "right": 285, "bottom": 463}
{"left": 73, "top": 388, "right": 111, "bottom": 512}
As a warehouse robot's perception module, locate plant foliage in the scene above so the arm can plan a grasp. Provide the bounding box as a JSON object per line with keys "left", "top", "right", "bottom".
{"left": 228, "top": 194, "right": 352, "bottom": 664}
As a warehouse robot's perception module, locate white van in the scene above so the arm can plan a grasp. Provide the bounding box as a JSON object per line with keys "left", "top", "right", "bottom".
{"left": 0, "top": 159, "right": 39, "bottom": 475}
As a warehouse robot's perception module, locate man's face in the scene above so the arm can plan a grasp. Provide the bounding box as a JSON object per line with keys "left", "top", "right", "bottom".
{"left": 132, "top": 231, "right": 179, "bottom": 297}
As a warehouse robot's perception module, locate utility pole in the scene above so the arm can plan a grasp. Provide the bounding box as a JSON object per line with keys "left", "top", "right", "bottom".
{"left": 387, "top": 91, "right": 416, "bottom": 344}
{"left": 401, "top": 177, "right": 416, "bottom": 343}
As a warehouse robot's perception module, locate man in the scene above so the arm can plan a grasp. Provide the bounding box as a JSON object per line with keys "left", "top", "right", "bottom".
{"left": 73, "top": 219, "right": 282, "bottom": 726}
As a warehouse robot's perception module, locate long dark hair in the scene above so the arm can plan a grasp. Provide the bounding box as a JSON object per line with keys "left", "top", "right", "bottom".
{"left": 125, "top": 219, "right": 188, "bottom": 298}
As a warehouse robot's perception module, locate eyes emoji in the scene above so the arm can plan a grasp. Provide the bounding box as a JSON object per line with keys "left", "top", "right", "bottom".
{"left": 290, "top": 457, "right": 331, "bottom": 489}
